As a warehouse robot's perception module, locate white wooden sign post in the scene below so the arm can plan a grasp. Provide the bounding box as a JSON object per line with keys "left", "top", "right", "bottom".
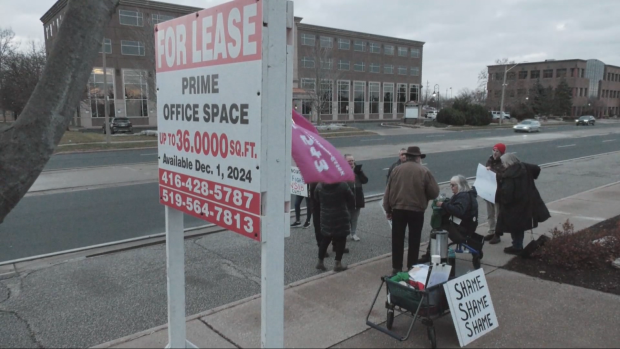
{"left": 443, "top": 269, "right": 499, "bottom": 347}
{"left": 155, "top": 0, "right": 293, "bottom": 347}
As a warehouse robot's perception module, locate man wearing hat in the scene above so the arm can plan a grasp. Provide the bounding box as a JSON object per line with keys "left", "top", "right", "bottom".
{"left": 384, "top": 146, "right": 440, "bottom": 275}
{"left": 484, "top": 143, "right": 506, "bottom": 244}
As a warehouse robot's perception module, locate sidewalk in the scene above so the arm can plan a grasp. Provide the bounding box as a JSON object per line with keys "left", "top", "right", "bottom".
{"left": 95, "top": 181, "right": 620, "bottom": 348}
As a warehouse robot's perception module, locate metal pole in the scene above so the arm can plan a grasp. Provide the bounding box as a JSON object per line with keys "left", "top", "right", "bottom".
{"left": 102, "top": 38, "right": 111, "bottom": 143}
{"left": 499, "top": 65, "right": 507, "bottom": 126}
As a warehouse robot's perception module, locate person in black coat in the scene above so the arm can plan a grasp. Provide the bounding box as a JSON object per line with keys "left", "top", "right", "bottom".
{"left": 314, "top": 182, "right": 355, "bottom": 272}
{"left": 345, "top": 154, "right": 368, "bottom": 242}
{"left": 495, "top": 153, "right": 550, "bottom": 255}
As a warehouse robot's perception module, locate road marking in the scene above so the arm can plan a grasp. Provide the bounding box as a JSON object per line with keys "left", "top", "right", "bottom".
{"left": 141, "top": 153, "right": 158, "bottom": 156}
{"left": 382, "top": 168, "right": 390, "bottom": 171}
{"left": 360, "top": 138, "right": 384, "bottom": 142}
{"left": 574, "top": 215, "right": 606, "bottom": 222}
{"left": 477, "top": 132, "right": 491, "bottom": 134}
{"left": 426, "top": 134, "right": 445, "bottom": 138}
{"left": 557, "top": 144, "right": 576, "bottom": 148}
{"left": 549, "top": 210, "right": 571, "bottom": 215}
{"left": 603, "top": 140, "right": 616, "bottom": 143}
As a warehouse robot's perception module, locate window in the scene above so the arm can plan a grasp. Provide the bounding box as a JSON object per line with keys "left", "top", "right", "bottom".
{"left": 369, "top": 43, "right": 380, "bottom": 53}
{"left": 301, "top": 34, "right": 315, "bottom": 46}
{"left": 152, "top": 14, "right": 174, "bottom": 25}
{"left": 121, "top": 40, "right": 145, "bottom": 56}
{"left": 99, "top": 38, "right": 111, "bottom": 54}
{"left": 383, "top": 83, "right": 394, "bottom": 114}
{"left": 353, "top": 62, "right": 365, "bottom": 72}
{"left": 88, "top": 68, "right": 115, "bottom": 118}
{"left": 354, "top": 40, "right": 366, "bottom": 52}
{"left": 398, "top": 66, "right": 408, "bottom": 75}
{"left": 384, "top": 64, "right": 394, "bottom": 74}
{"left": 320, "top": 59, "right": 333, "bottom": 70}
{"left": 507, "top": 72, "right": 516, "bottom": 80}
{"left": 369, "top": 63, "right": 380, "bottom": 73}
{"left": 384, "top": 45, "right": 394, "bottom": 55}
{"left": 338, "top": 59, "right": 350, "bottom": 71}
{"left": 543, "top": 69, "right": 553, "bottom": 78}
{"left": 530, "top": 70, "right": 540, "bottom": 79}
{"left": 581, "top": 69, "right": 585, "bottom": 78}
{"left": 123, "top": 69, "right": 148, "bottom": 117}
{"left": 518, "top": 71, "right": 527, "bottom": 79}
{"left": 301, "top": 78, "right": 316, "bottom": 92}
{"left": 397, "top": 83, "right": 407, "bottom": 113}
{"left": 353, "top": 81, "right": 365, "bottom": 114}
{"left": 398, "top": 47, "right": 408, "bottom": 57}
{"left": 556, "top": 68, "right": 567, "bottom": 78}
{"left": 409, "top": 84, "right": 419, "bottom": 103}
{"left": 320, "top": 36, "right": 333, "bottom": 48}
{"left": 338, "top": 38, "right": 350, "bottom": 50}
{"left": 337, "top": 81, "right": 350, "bottom": 114}
{"left": 411, "top": 67, "right": 420, "bottom": 76}
{"left": 411, "top": 48, "right": 420, "bottom": 58}
{"left": 302, "top": 100, "right": 312, "bottom": 116}
{"left": 320, "top": 80, "right": 332, "bottom": 115}
{"left": 119, "top": 10, "right": 143, "bottom": 26}
{"left": 517, "top": 89, "right": 526, "bottom": 96}
{"left": 301, "top": 57, "right": 315, "bottom": 68}
{"left": 369, "top": 82, "right": 380, "bottom": 114}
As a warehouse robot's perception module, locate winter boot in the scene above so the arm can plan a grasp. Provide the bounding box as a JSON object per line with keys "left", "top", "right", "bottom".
{"left": 315, "top": 259, "right": 327, "bottom": 271}
{"left": 333, "top": 260, "right": 348, "bottom": 272}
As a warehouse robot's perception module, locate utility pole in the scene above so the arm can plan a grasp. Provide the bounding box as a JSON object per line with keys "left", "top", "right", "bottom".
{"left": 102, "top": 38, "right": 111, "bottom": 144}
{"left": 499, "top": 62, "right": 520, "bottom": 126}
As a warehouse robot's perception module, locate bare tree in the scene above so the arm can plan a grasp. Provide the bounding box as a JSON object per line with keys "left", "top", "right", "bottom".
{"left": 0, "top": 0, "right": 119, "bottom": 223}
{"left": 0, "top": 27, "right": 18, "bottom": 122}
{"left": 1, "top": 42, "right": 47, "bottom": 118}
{"left": 300, "top": 44, "right": 342, "bottom": 124}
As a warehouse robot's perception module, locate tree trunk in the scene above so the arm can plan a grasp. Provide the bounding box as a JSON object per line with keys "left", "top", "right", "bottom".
{"left": 0, "top": 0, "right": 119, "bottom": 224}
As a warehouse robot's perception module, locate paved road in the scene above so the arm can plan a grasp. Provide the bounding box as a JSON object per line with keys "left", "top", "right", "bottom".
{"left": 44, "top": 123, "right": 620, "bottom": 171}
{"left": 2, "top": 132, "right": 620, "bottom": 262}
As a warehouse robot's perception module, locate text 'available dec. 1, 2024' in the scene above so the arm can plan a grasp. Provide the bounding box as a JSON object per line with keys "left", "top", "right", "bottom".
{"left": 155, "top": 0, "right": 263, "bottom": 240}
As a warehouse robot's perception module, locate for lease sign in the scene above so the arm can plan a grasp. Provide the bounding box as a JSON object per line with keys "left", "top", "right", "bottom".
{"left": 156, "top": 0, "right": 262, "bottom": 241}
{"left": 443, "top": 269, "right": 499, "bottom": 347}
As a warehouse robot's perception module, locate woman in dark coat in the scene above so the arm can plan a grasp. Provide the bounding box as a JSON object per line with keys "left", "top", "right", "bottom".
{"left": 495, "top": 153, "right": 550, "bottom": 255}
{"left": 314, "top": 182, "right": 355, "bottom": 272}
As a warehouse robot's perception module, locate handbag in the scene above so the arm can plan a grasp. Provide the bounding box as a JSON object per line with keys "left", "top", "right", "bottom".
{"left": 520, "top": 230, "right": 550, "bottom": 258}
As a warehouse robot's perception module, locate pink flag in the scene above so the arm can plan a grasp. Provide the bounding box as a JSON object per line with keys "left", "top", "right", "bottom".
{"left": 291, "top": 115, "right": 354, "bottom": 184}
{"left": 292, "top": 110, "right": 318, "bottom": 134}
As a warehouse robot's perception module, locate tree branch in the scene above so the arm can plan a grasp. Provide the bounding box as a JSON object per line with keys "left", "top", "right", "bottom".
{"left": 0, "top": 0, "right": 119, "bottom": 223}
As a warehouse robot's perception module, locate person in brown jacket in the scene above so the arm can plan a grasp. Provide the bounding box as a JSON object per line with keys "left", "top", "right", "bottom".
{"left": 484, "top": 143, "right": 506, "bottom": 244}
{"left": 384, "top": 146, "right": 440, "bottom": 275}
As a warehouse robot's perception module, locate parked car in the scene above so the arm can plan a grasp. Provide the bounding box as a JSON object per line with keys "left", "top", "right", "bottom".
{"left": 102, "top": 117, "right": 133, "bottom": 134}
{"left": 426, "top": 110, "right": 438, "bottom": 119}
{"left": 491, "top": 111, "right": 511, "bottom": 119}
{"left": 513, "top": 119, "right": 541, "bottom": 133}
{"left": 575, "top": 115, "right": 596, "bottom": 126}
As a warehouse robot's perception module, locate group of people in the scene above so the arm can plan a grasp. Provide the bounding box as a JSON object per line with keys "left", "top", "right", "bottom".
{"left": 293, "top": 141, "right": 550, "bottom": 276}
{"left": 291, "top": 154, "right": 368, "bottom": 273}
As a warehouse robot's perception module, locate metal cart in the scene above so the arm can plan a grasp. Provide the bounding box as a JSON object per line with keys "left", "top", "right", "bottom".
{"left": 365, "top": 275, "right": 451, "bottom": 348}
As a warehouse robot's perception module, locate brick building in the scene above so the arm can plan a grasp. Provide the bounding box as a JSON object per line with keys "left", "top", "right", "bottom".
{"left": 41, "top": 0, "right": 424, "bottom": 128}
{"left": 486, "top": 59, "right": 620, "bottom": 118}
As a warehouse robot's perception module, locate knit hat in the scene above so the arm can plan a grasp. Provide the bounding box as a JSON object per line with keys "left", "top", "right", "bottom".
{"left": 493, "top": 143, "right": 506, "bottom": 155}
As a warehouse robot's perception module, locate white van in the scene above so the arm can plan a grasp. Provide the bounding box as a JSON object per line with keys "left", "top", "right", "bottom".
{"left": 491, "top": 111, "right": 510, "bottom": 119}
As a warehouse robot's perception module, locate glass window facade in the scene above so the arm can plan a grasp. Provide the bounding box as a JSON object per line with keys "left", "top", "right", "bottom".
{"left": 338, "top": 38, "right": 350, "bottom": 50}
{"left": 411, "top": 48, "right": 420, "bottom": 58}
{"left": 384, "top": 64, "right": 394, "bottom": 74}
{"left": 152, "top": 14, "right": 174, "bottom": 25}
{"left": 398, "top": 47, "right": 408, "bottom": 57}
{"left": 585, "top": 59, "right": 605, "bottom": 98}
{"left": 301, "top": 34, "right": 315, "bottom": 46}
{"left": 383, "top": 83, "right": 394, "bottom": 114}
{"left": 354, "top": 40, "right": 366, "bottom": 52}
{"left": 88, "top": 68, "right": 115, "bottom": 118}
{"left": 320, "top": 36, "right": 333, "bottom": 48}
{"left": 320, "top": 80, "right": 332, "bottom": 115}
{"left": 301, "top": 78, "right": 316, "bottom": 91}
{"left": 369, "top": 82, "right": 380, "bottom": 114}
{"left": 119, "top": 10, "right": 143, "bottom": 26}
{"left": 338, "top": 81, "right": 350, "bottom": 114}
{"left": 302, "top": 57, "right": 315, "bottom": 68}
{"left": 369, "top": 63, "right": 380, "bottom": 73}
{"left": 99, "top": 38, "right": 111, "bottom": 54}
{"left": 369, "top": 43, "right": 380, "bottom": 53}
{"left": 409, "top": 84, "right": 419, "bottom": 102}
{"left": 384, "top": 45, "right": 394, "bottom": 55}
{"left": 121, "top": 40, "right": 145, "bottom": 56}
{"left": 397, "top": 83, "right": 407, "bottom": 113}
{"left": 353, "top": 62, "right": 365, "bottom": 72}
{"left": 338, "top": 59, "right": 350, "bottom": 71}
{"left": 353, "top": 81, "right": 365, "bottom": 114}
{"left": 123, "top": 69, "right": 148, "bottom": 117}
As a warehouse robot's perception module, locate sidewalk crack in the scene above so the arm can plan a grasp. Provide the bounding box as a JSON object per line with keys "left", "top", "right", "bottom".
{"left": 0, "top": 309, "right": 43, "bottom": 348}
{"left": 198, "top": 318, "right": 242, "bottom": 348}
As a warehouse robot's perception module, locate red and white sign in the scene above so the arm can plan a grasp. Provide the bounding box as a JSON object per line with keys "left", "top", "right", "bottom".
{"left": 156, "top": 0, "right": 263, "bottom": 240}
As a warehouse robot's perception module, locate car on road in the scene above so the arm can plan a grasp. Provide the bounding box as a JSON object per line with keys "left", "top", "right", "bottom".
{"left": 426, "top": 110, "right": 438, "bottom": 119}
{"left": 491, "top": 111, "right": 511, "bottom": 120}
{"left": 102, "top": 117, "right": 133, "bottom": 134}
{"left": 513, "top": 119, "right": 541, "bottom": 133}
{"left": 575, "top": 115, "right": 596, "bottom": 126}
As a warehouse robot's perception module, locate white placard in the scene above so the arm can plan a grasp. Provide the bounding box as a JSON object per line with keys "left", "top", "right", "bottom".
{"left": 290, "top": 166, "right": 308, "bottom": 197}
{"left": 473, "top": 163, "right": 497, "bottom": 204}
{"left": 443, "top": 269, "right": 499, "bottom": 347}
{"left": 155, "top": 0, "right": 263, "bottom": 240}
{"left": 405, "top": 105, "right": 419, "bottom": 119}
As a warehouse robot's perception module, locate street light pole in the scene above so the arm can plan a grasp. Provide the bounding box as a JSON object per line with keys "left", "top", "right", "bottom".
{"left": 499, "top": 62, "right": 520, "bottom": 126}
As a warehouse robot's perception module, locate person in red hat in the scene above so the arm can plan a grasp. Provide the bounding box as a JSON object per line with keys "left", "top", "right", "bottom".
{"left": 484, "top": 143, "right": 506, "bottom": 244}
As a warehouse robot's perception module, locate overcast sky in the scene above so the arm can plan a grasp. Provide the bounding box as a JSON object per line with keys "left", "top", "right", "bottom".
{"left": 1, "top": 0, "right": 619, "bottom": 95}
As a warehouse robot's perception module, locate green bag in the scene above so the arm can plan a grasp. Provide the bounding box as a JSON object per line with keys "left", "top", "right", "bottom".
{"left": 430, "top": 198, "right": 444, "bottom": 230}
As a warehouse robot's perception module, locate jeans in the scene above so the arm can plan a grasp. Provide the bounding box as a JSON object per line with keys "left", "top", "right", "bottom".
{"left": 294, "top": 195, "right": 312, "bottom": 223}
{"left": 350, "top": 208, "right": 361, "bottom": 236}
{"left": 511, "top": 230, "right": 525, "bottom": 249}
{"left": 391, "top": 209, "right": 425, "bottom": 271}
{"left": 319, "top": 236, "right": 347, "bottom": 261}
